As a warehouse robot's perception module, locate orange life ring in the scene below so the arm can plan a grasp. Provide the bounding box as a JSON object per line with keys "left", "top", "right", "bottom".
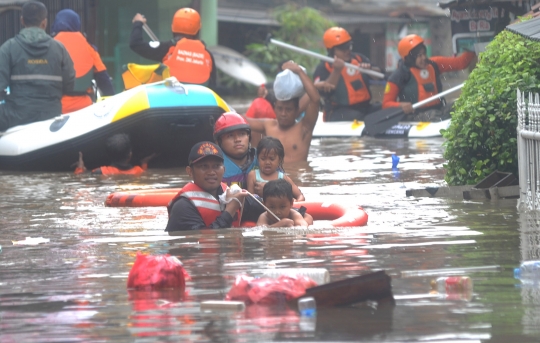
{"left": 105, "top": 190, "right": 368, "bottom": 227}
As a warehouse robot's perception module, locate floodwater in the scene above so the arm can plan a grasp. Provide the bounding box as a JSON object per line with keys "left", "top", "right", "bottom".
{"left": 0, "top": 137, "right": 538, "bottom": 342}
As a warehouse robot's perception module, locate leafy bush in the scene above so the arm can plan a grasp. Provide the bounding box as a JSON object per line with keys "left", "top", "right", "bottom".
{"left": 245, "top": 4, "right": 335, "bottom": 79}
{"left": 442, "top": 27, "right": 540, "bottom": 185}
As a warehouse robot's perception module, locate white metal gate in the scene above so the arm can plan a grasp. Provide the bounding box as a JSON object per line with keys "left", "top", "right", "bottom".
{"left": 517, "top": 89, "right": 540, "bottom": 211}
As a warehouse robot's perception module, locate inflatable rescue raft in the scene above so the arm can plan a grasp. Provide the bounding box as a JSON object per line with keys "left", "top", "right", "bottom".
{"left": 312, "top": 113, "right": 449, "bottom": 138}
{"left": 105, "top": 188, "right": 368, "bottom": 227}
{"left": 0, "top": 79, "right": 230, "bottom": 171}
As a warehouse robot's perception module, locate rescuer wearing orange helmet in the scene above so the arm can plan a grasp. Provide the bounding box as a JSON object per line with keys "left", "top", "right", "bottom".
{"left": 129, "top": 8, "right": 216, "bottom": 88}
{"left": 382, "top": 34, "right": 475, "bottom": 121}
{"left": 313, "top": 27, "right": 381, "bottom": 121}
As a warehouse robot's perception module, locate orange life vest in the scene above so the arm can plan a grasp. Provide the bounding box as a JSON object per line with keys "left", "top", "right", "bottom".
{"left": 162, "top": 38, "right": 213, "bottom": 85}
{"left": 97, "top": 165, "right": 146, "bottom": 176}
{"left": 54, "top": 32, "right": 107, "bottom": 113}
{"left": 402, "top": 62, "right": 442, "bottom": 109}
{"left": 324, "top": 55, "right": 371, "bottom": 105}
{"left": 168, "top": 182, "right": 240, "bottom": 228}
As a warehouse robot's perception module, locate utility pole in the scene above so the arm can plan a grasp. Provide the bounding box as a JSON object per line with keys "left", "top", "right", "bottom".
{"left": 200, "top": 0, "right": 218, "bottom": 46}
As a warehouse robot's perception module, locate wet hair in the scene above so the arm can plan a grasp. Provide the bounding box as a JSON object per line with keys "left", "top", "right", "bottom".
{"left": 404, "top": 43, "right": 426, "bottom": 68}
{"left": 106, "top": 133, "right": 132, "bottom": 162}
{"left": 22, "top": 1, "right": 48, "bottom": 27}
{"left": 257, "top": 136, "right": 285, "bottom": 170}
{"left": 262, "top": 179, "right": 293, "bottom": 203}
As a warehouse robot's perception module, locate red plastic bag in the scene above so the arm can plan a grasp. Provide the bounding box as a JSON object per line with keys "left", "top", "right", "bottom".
{"left": 127, "top": 252, "right": 191, "bottom": 290}
{"left": 225, "top": 274, "right": 316, "bottom": 304}
{"left": 245, "top": 98, "right": 276, "bottom": 119}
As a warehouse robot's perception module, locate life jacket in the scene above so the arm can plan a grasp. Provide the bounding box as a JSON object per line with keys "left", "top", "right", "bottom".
{"left": 222, "top": 149, "right": 258, "bottom": 189}
{"left": 94, "top": 165, "right": 146, "bottom": 176}
{"left": 55, "top": 31, "right": 108, "bottom": 113}
{"left": 400, "top": 60, "right": 443, "bottom": 109}
{"left": 162, "top": 38, "right": 213, "bottom": 85}
{"left": 121, "top": 63, "right": 171, "bottom": 90}
{"left": 54, "top": 32, "right": 96, "bottom": 93}
{"left": 324, "top": 54, "right": 371, "bottom": 106}
{"left": 167, "top": 182, "right": 240, "bottom": 228}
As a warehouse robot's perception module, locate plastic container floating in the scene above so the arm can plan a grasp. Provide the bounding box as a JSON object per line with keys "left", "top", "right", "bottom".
{"left": 514, "top": 261, "right": 540, "bottom": 279}
{"left": 258, "top": 268, "right": 330, "bottom": 285}
{"left": 431, "top": 276, "right": 473, "bottom": 293}
{"left": 298, "top": 297, "right": 316, "bottom": 332}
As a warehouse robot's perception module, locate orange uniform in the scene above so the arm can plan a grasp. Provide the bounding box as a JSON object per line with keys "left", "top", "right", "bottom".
{"left": 383, "top": 52, "right": 475, "bottom": 109}
{"left": 54, "top": 32, "right": 109, "bottom": 113}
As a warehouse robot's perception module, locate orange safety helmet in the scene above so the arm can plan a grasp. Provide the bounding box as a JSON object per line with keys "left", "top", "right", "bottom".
{"left": 323, "top": 27, "right": 352, "bottom": 49}
{"left": 213, "top": 112, "right": 251, "bottom": 141}
{"left": 171, "top": 8, "right": 201, "bottom": 35}
{"left": 397, "top": 34, "right": 424, "bottom": 58}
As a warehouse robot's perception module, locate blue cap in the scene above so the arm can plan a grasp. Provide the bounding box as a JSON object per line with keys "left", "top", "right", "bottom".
{"left": 300, "top": 308, "right": 316, "bottom": 317}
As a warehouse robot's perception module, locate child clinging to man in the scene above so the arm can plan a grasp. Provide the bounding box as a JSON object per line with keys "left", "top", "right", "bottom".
{"left": 246, "top": 136, "right": 305, "bottom": 201}
{"left": 256, "top": 179, "right": 313, "bottom": 227}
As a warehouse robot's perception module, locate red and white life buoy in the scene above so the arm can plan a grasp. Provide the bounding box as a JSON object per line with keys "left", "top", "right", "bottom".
{"left": 105, "top": 189, "right": 368, "bottom": 227}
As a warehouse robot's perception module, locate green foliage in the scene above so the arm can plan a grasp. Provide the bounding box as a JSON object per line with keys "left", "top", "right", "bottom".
{"left": 245, "top": 4, "right": 335, "bottom": 79}
{"left": 442, "top": 28, "right": 540, "bottom": 185}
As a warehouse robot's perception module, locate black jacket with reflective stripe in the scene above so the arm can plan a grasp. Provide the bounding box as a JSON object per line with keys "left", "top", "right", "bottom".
{"left": 0, "top": 27, "right": 75, "bottom": 122}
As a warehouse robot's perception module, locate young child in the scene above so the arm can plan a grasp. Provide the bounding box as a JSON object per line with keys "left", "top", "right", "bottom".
{"left": 75, "top": 133, "right": 155, "bottom": 175}
{"left": 257, "top": 179, "right": 313, "bottom": 227}
{"left": 246, "top": 136, "right": 305, "bottom": 201}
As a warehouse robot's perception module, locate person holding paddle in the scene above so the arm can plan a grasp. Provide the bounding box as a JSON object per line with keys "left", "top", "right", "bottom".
{"left": 130, "top": 8, "right": 216, "bottom": 89}
{"left": 382, "top": 34, "right": 475, "bottom": 122}
{"left": 313, "top": 27, "right": 381, "bottom": 122}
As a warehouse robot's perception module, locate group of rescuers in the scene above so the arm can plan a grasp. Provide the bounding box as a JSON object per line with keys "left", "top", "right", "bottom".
{"left": 0, "top": 3, "right": 476, "bottom": 229}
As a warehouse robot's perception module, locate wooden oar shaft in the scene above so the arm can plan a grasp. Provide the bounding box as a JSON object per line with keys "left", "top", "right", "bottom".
{"left": 142, "top": 23, "right": 159, "bottom": 41}
{"left": 412, "top": 83, "right": 464, "bottom": 109}
{"left": 269, "top": 38, "right": 385, "bottom": 79}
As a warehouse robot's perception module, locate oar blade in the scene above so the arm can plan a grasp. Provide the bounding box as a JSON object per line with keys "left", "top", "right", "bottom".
{"left": 363, "top": 107, "right": 405, "bottom": 136}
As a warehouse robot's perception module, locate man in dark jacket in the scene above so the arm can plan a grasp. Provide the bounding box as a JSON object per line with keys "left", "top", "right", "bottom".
{"left": 0, "top": 1, "right": 75, "bottom": 132}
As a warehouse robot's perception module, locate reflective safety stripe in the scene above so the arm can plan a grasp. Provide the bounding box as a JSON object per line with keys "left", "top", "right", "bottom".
{"left": 190, "top": 199, "right": 221, "bottom": 211}
{"left": 11, "top": 75, "right": 62, "bottom": 81}
{"left": 182, "top": 191, "right": 217, "bottom": 201}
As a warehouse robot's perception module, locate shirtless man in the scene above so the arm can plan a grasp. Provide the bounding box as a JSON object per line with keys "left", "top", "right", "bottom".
{"left": 243, "top": 61, "right": 320, "bottom": 163}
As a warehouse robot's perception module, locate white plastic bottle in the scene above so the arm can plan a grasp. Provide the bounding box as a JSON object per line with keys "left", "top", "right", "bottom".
{"left": 514, "top": 261, "right": 540, "bottom": 279}
{"left": 298, "top": 297, "right": 316, "bottom": 332}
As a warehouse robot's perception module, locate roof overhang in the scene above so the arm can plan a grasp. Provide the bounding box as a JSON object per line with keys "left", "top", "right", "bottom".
{"left": 506, "top": 16, "right": 540, "bottom": 41}
{"left": 218, "top": 7, "right": 428, "bottom": 26}
{"left": 439, "top": 0, "right": 540, "bottom": 9}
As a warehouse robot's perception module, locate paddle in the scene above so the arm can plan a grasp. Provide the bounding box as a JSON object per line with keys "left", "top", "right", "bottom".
{"left": 143, "top": 23, "right": 266, "bottom": 86}
{"left": 266, "top": 35, "right": 385, "bottom": 79}
{"left": 363, "top": 83, "right": 465, "bottom": 136}
{"left": 142, "top": 23, "right": 159, "bottom": 41}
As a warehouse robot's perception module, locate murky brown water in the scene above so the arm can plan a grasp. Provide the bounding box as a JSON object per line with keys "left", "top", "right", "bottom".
{"left": 0, "top": 137, "right": 537, "bottom": 342}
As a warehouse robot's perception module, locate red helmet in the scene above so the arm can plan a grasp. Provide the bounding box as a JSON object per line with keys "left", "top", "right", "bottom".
{"left": 398, "top": 34, "right": 424, "bottom": 58}
{"left": 323, "top": 27, "right": 352, "bottom": 49}
{"left": 213, "top": 112, "right": 251, "bottom": 141}
{"left": 171, "top": 8, "right": 201, "bottom": 35}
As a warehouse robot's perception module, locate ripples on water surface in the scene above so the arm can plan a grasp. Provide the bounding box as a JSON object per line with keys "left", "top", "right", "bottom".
{"left": 0, "top": 137, "right": 538, "bottom": 342}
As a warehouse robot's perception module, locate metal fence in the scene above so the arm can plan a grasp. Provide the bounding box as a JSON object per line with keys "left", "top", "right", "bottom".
{"left": 517, "top": 89, "right": 540, "bottom": 211}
